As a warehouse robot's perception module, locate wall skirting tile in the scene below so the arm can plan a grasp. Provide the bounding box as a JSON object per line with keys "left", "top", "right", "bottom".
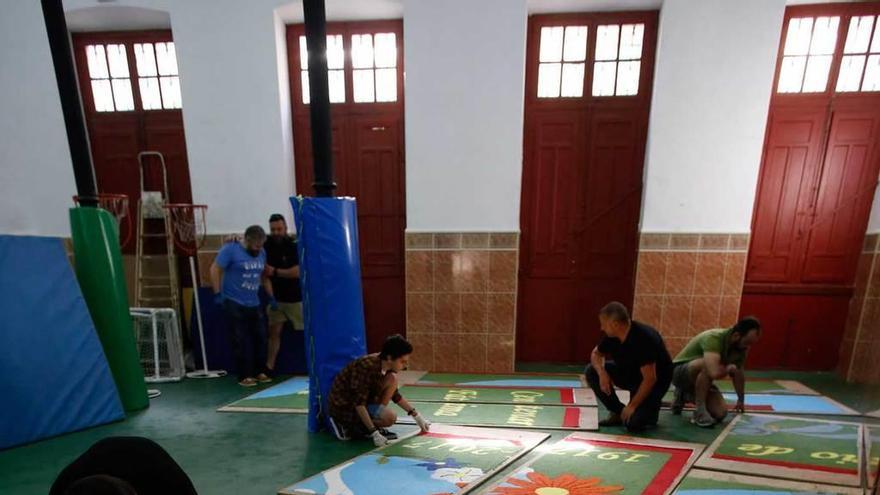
{"left": 405, "top": 231, "right": 519, "bottom": 373}
{"left": 633, "top": 232, "right": 748, "bottom": 356}
{"left": 840, "top": 233, "right": 880, "bottom": 384}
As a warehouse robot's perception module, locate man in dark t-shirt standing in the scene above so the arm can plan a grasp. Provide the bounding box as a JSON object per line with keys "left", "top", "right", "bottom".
{"left": 264, "top": 214, "right": 302, "bottom": 376}
{"left": 584, "top": 301, "right": 673, "bottom": 432}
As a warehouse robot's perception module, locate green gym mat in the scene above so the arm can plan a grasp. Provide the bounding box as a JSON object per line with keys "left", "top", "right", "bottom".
{"left": 478, "top": 433, "right": 703, "bottom": 495}
{"left": 398, "top": 401, "right": 598, "bottom": 430}
{"left": 398, "top": 385, "right": 595, "bottom": 406}
{"left": 674, "top": 469, "right": 863, "bottom": 495}
{"left": 278, "top": 424, "right": 548, "bottom": 495}
{"left": 696, "top": 413, "right": 865, "bottom": 487}
{"left": 415, "top": 372, "right": 587, "bottom": 389}
{"left": 217, "top": 376, "right": 308, "bottom": 413}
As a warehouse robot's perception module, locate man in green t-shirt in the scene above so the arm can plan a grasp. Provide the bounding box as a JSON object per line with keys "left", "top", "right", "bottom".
{"left": 671, "top": 317, "right": 761, "bottom": 428}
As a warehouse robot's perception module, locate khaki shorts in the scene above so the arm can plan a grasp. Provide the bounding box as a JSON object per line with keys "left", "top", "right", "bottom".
{"left": 266, "top": 301, "right": 303, "bottom": 329}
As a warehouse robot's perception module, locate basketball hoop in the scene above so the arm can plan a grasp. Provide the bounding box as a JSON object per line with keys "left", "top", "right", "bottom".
{"left": 162, "top": 203, "right": 225, "bottom": 379}
{"left": 163, "top": 204, "right": 208, "bottom": 256}
{"left": 73, "top": 193, "right": 132, "bottom": 248}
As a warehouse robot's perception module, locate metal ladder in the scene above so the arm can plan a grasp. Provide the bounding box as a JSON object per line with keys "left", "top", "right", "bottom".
{"left": 134, "top": 151, "right": 180, "bottom": 319}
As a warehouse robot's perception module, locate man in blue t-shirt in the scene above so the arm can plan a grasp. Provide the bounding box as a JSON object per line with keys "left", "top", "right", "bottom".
{"left": 210, "top": 225, "right": 277, "bottom": 387}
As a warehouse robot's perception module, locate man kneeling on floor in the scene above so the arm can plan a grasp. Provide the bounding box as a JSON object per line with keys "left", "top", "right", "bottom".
{"left": 585, "top": 302, "right": 673, "bottom": 432}
{"left": 328, "top": 334, "right": 431, "bottom": 446}
{"left": 671, "top": 317, "right": 762, "bottom": 427}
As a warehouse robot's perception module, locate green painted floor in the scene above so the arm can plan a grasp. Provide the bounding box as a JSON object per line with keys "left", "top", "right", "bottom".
{"left": 1, "top": 369, "right": 879, "bottom": 495}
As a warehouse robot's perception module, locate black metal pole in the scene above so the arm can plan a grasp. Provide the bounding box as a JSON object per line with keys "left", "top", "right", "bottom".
{"left": 41, "top": 0, "right": 98, "bottom": 207}
{"left": 303, "top": 0, "right": 336, "bottom": 197}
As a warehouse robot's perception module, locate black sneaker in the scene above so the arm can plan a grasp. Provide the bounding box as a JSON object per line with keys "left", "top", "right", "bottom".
{"left": 328, "top": 417, "right": 350, "bottom": 441}
{"left": 671, "top": 387, "right": 685, "bottom": 415}
{"left": 378, "top": 428, "right": 398, "bottom": 440}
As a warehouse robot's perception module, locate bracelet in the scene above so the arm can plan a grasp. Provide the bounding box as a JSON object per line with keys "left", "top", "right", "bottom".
{"left": 408, "top": 409, "right": 417, "bottom": 417}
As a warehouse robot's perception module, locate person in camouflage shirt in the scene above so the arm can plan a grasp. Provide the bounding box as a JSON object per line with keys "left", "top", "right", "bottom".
{"left": 328, "top": 334, "right": 430, "bottom": 446}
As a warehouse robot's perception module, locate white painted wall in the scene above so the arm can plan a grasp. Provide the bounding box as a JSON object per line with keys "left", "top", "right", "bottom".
{"left": 869, "top": 191, "right": 880, "bottom": 233}
{"left": 640, "top": 0, "right": 786, "bottom": 233}
{"left": 404, "top": 0, "right": 528, "bottom": 232}
{"left": 0, "top": 0, "right": 78, "bottom": 237}
{"left": 0, "top": 0, "right": 298, "bottom": 236}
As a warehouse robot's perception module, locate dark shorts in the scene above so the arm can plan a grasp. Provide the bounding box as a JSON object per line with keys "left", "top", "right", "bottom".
{"left": 672, "top": 362, "right": 720, "bottom": 403}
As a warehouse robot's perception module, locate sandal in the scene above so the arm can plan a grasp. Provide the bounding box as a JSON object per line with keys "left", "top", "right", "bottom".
{"left": 238, "top": 378, "right": 258, "bottom": 387}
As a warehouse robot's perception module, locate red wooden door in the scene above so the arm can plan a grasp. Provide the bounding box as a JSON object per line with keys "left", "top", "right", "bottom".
{"left": 287, "top": 21, "right": 406, "bottom": 353}
{"left": 744, "top": 4, "right": 880, "bottom": 370}
{"left": 73, "top": 31, "right": 192, "bottom": 253}
{"left": 801, "top": 106, "right": 880, "bottom": 283}
{"left": 518, "top": 13, "right": 657, "bottom": 363}
{"left": 746, "top": 107, "right": 827, "bottom": 284}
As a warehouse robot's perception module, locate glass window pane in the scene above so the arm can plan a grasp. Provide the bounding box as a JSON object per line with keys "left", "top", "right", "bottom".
{"left": 299, "top": 36, "right": 309, "bottom": 70}
{"left": 374, "top": 33, "right": 397, "bottom": 68}
{"left": 872, "top": 16, "right": 880, "bottom": 53}
{"left": 592, "top": 61, "right": 617, "bottom": 96}
{"left": 353, "top": 68, "right": 375, "bottom": 102}
{"left": 329, "top": 69, "right": 345, "bottom": 103}
{"left": 537, "top": 63, "right": 561, "bottom": 98}
{"left": 352, "top": 34, "right": 374, "bottom": 69}
{"left": 160, "top": 76, "right": 182, "bottom": 109}
{"left": 301, "top": 70, "right": 310, "bottom": 104}
{"left": 86, "top": 45, "right": 109, "bottom": 79}
{"left": 106, "top": 44, "right": 130, "bottom": 78}
{"left": 562, "top": 26, "right": 588, "bottom": 62}
{"left": 809, "top": 16, "right": 839, "bottom": 55}
{"left": 616, "top": 60, "right": 640, "bottom": 95}
{"left": 376, "top": 68, "right": 397, "bottom": 102}
{"left": 134, "top": 43, "right": 157, "bottom": 77}
{"left": 619, "top": 24, "right": 644, "bottom": 60}
{"left": 862, "top": 54, "right": 880, "bottom": 90}
{"left": 836, "top": 55, "right": 866, "bottom": 92}
{"left": 111, "top": 78, "right": 134, "bottom": 111}
{"left": 139, "top": 77, "right": 162, "bottom": 110}
{"left": 560, "top": 63, "right": 584, "bottom": 97}
{"left": 777, "top": 56, "right": 807, "bottom": 92}
{"left": 300, "top": 35, "right": 344, "bottom": 70}
{"left": 802, "top": 54, "right": 832, "bottom": 92}
{"left": 596, "top": 25, "right": 620, "bottom": 61}
{"left": 539, "top": 26, "right": 564, "bottom": 63}
{"left": 155, "top": 42, "right": 178, "bottom": 76}
{"left": 327, "top": 35, "right": 344, "bottom": 70}
{"left": 91, "top": 79, "right": 114, "bottom": 112}
{"left": 784, "top": 18, "right": 814, "bottom": 56}
{"left": 844, "top": 16, "right": 874, "bottom": 54}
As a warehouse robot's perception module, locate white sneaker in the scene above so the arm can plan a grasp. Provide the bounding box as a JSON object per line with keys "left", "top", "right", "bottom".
{"left": 328, "top": 417, "right": 350, "bottom": 441}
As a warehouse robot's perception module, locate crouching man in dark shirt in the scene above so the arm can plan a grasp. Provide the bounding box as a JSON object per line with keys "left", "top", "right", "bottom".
{"left": 585, "top": 301, "right": 673, "bottom": 432}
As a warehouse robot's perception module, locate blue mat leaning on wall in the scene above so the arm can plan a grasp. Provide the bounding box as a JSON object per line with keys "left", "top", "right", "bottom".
{"left": 0, "top": 236, "right": 123, "bottom": 449}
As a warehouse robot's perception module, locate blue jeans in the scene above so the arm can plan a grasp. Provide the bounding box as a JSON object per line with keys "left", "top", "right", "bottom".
{"left": 223, "top": 299, "right": 267, "bottom": 381}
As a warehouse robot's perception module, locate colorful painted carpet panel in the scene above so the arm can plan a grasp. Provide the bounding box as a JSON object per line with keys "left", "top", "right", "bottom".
{"left": 416, "top": 372, "right": 587, "bottom": 389}
{"left": 658, "top": 392, "right": 859, "bottom": 416}
{"left": 217, "top": 376, "right": 309, "bottom": 413}
{"left": 399, "top": 385, "right": 595, "bottom": 406}
{"left": 278, "top": 424, "right": 547, "bottom": 495}
{"left": 696, "top": 380, "right": 818, "bottom": 395}
{"left": 696, "top": 414, "right": 865, "bottom": 487}
{"left": 479, "top": 433, "right": 702, "bottom": 495}
{"left": 398, "top": 401, "right": 598, "bottom": 430}
{"left": 868, "top": 425, "right": 879, "bottom": 488}
{"left": 674, "top": 469, "right": 863, "bottom": 495}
